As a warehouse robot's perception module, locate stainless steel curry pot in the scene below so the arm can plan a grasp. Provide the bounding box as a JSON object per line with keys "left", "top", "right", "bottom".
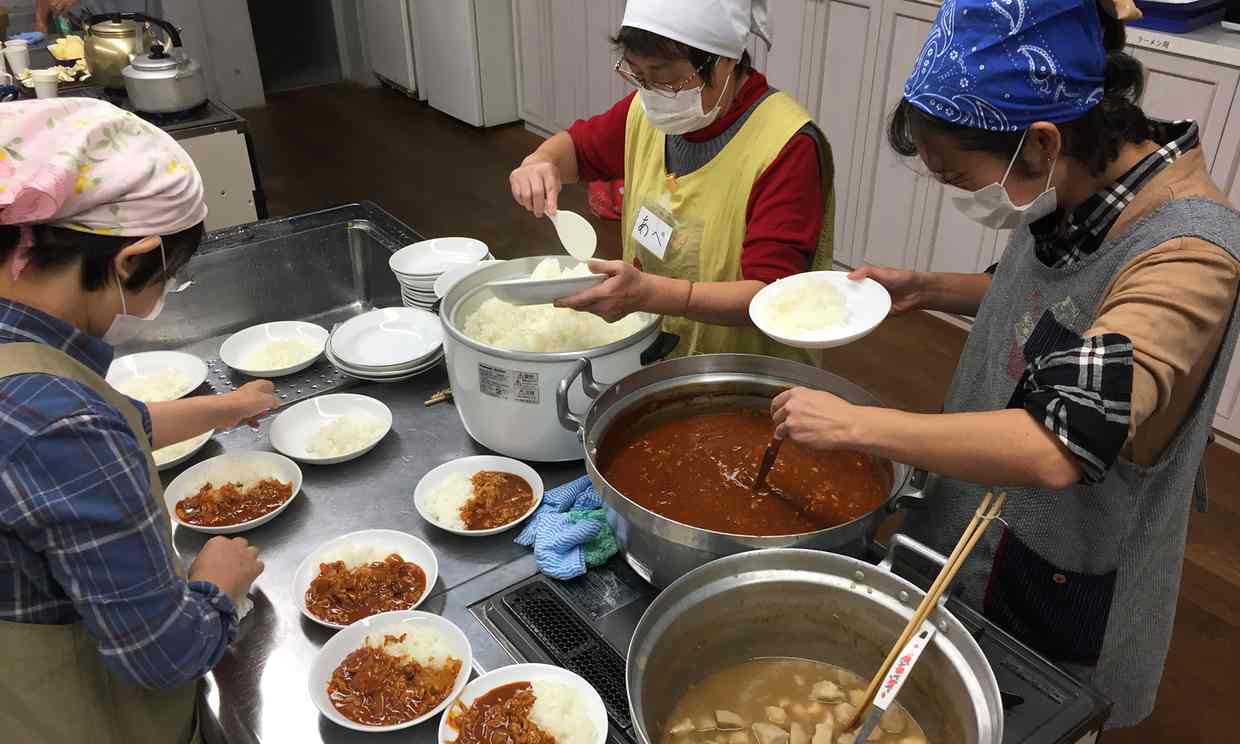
{"left": 558, "top": 353, "right": 921, "bottom": 587}
{"left": 627, "top": 545, "right": 1004, "bottom": 744}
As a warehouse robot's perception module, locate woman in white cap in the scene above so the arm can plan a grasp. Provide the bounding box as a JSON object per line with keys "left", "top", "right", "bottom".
{"left": 0, "top": 99, "right": 271, "bottom": 743}
{"left": 509, "top": 0, "right": 834, "bottom": 362}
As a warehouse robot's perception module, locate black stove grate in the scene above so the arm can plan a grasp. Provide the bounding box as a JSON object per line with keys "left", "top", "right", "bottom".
{"left": 503, "top": 581, "right": 633, "bottom": 730}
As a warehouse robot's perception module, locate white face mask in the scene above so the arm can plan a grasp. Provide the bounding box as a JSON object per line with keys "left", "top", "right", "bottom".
{"left": 640, "top": 71, "right": 731, "bottom": 136}
{"left": 950, "top": 129, "right": 1059, "bottom": 230}
{"left": 103, "top": 241, "right": 175, "bottom": 346}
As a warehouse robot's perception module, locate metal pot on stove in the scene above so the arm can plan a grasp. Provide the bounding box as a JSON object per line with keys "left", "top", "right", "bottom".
{"left": 85, "top": 12, "right": 169, "bottom": 90}
{"left": 122, "top": 19, "right": 207, "bottom": 115}
{"left": 627, "top": 546, "right": 1003, "bottom": 744}
{"left": 558, "top": 353, "right": 922, "bottom": 588}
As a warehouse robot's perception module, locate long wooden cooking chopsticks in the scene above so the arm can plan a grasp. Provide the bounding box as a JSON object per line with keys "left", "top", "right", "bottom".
{"left": 846, "top": 491, "right": 1008, "bottom": 732}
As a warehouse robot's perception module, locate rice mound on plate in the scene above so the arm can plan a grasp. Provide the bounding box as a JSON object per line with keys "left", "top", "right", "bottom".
{"left": 463, "top": 259, "right": 646, "bottom": 352}
{"left": 243, "top": 339, "right": 319, "bottom": 370}
{"left": 362, "top": 623, "right": 455, "bottom": 668}
{"left": 423, "top": 472, "right": 472, "bottom": 531}
{"left": 765, "top": 281, "right": 850, "bottom": 336}
{"left": 113, "top": 368, "right": 191, "bottom": 402}
{"left": 529, "top": 679, "right": 595, "bottom": 744}
{"left": 317, "top": 542, "right": 401, "bottom": 569}
{"left": 307, "top": 415, "right": 384, "bottom": 457}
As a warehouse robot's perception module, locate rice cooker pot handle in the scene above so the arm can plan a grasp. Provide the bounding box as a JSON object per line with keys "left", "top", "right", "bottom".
{"left": 557, "top": 357, "right": 602, "bottom": 433}
{"left": 640, "top": 331, "right": 680, "bottom": 366}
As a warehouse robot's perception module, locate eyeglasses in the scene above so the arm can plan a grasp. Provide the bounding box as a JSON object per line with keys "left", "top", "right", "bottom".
{"left": 613, "top": 58, "right": 711, "bottom": 99}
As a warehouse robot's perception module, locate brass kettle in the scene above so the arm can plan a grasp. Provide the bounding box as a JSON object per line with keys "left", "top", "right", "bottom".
{"left": 84, "top": 12, "right": 171, "bottom": 90}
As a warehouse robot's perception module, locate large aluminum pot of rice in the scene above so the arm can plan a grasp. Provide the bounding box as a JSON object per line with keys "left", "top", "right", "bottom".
{"left": 440, "top": 256, "right": 678, "bottom": 462}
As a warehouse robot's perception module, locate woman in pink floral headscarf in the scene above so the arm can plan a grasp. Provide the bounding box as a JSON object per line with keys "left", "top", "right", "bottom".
{"left": 0, "top": 99, "right": 270, "bottom": 744}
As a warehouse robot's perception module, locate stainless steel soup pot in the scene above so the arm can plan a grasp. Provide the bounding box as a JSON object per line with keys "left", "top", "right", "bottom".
{"left": 558, "top": 353, "right": 922, "bottom": 587}
{"left": 627, "top": 545, "right": 1003, "bottom": 744}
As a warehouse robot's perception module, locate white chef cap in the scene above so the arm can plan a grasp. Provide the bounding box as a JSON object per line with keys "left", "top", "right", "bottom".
{"left": 620, "top": 0, "right": 771, "bottom": 60}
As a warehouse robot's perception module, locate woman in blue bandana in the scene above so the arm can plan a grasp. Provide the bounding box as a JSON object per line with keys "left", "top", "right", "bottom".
{"left": 772, "top": 0, "right": 1240, "bottom": 728}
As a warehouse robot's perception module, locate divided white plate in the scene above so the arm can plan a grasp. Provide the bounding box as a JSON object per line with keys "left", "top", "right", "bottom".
{"left": 153, "top": 429, "right": 215, "bottom": 471}
{"left": 749, "top": 271, "right": 892, "bottom": 349}
{"left": 309, "top": 611, "right": 473, "bottom": 733}
{"left": 487, "top": 272, "right": 606, "bottom": 306}
{"left": 292, "top": 529, "right": 439, "bottom": 630}
{"left": 389, "top": 237, "right": 490, "bottom": 277}
{"left": 219, "top": 321, "right": 329, "bottom": 377}
{"left": 330, "top": 308, "right": 442, "bottom": 370}
{"left": 164, "top": 451, "right": 303, "bottom": 535}
{"left": 439, "top": 663, "right": 608, "bottom": 744}
{"left": 269, "top": 394, "right": 393, "bottom": 465}
{"left": 106, "top": 350, "right": 207, "bottom": 402}
{"left": 414, "top": 456, "right": 544, "bottom": 537}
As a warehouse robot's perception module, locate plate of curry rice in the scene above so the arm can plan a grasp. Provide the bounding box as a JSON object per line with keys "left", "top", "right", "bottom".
{"left": 414, "top": 456, "right": 544, "bottom": 537}
{"left": 439, "top": 663, "right": 607, "bottom": 744}
{"left": 164, "top": 451, "right": 302, "bottom": 534}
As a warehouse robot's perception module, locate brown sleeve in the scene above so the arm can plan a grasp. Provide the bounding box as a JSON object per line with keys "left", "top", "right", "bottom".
{"left": 1086, "top": 238, "right": 1239, "bottom": 439}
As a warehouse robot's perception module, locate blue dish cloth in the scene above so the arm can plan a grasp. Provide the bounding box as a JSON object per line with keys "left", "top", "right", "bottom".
{"left": 11, "top": 32, "right": 45, "bottom": 45}
{"left": 515, "top": 475, "right": 618, "bottom": 581}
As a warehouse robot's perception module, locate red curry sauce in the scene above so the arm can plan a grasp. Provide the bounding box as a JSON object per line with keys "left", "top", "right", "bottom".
{"left": 446, "top": 681, "right": 556, "bottom": 744}
{"left": 305, "top": 553, "right": 428, "bottom": 626}
{"left": 327, "top": 633, "right": 462, "bottom": 726}
{"left": 601, "top": 409, "right": 890, "bottom": 536}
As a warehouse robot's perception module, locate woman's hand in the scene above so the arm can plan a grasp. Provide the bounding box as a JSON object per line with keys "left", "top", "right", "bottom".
{"left": 217, "top": 381, "right": 277, "bottom": 429}
{"left": 189, "top": 536, "right": 264, "bottom": 606}
{"left": 555, "top": 260, "right": 651, "bottom": 322}
{"left": 848, "top": 265, "right": 924, "bottom": 315}
{"left": 771, "top": 387, "right": 861, "bottom": 451}
{"left": 510, "top": 153, "right": 562, "bottom": 218}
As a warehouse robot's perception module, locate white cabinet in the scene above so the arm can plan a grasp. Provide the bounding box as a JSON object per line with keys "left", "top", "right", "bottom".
{"left": 1130, "top": 48, "right": 1240, "bottom": 172}
{"left": 513, "top": 0, "right": 555, "bottom": 133}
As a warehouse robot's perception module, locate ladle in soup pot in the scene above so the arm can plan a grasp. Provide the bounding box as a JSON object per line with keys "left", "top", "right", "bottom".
{"left": 752, "top": 434, "right": 783, "bottom": 492}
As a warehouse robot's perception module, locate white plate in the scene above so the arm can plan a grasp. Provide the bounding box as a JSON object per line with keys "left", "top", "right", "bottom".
{"left": 309, "top": 610, "right": 473, "bottom": 733}
{"left": 153, "top": 429, "right": 215, "bottom": 471}
{"left": 164, "top": 451, "right": 303, "bottom": 535}
{"left": 439, "top": 663, "right": 608, "bottom": 744}
{"left": 324, "top": 342, "right": 443, "bottom": 378}
{"left": 269, "top": 394, "right": 393, "bottom": 465}
{"left": 292, "top": 529, "right": 439, "bottom": 630}
{"left": 486, "top": 272, "right": 606, "bottom": 306}
{"left": 219, "top": 321, "right": 329, "bottom": 377}
{"left": 434, "top": 261, "right": 491, "bottom": 299}
{"left": 414, "top": 456, "right": 544, "bottom": 537}
{"left": 390, "top": 237, "right": 490, "bottom": 277}
{"left": 749, "top": 271, "right": 892, "bottom": 349}
{"left": 330, "top": 308, "right": 442, "bottom": 370}
{"left": 106, "top": 351, "right": 207, "bottom": 402}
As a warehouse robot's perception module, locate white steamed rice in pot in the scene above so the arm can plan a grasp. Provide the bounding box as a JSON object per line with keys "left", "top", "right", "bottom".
{"left": 463, "top": 259, "right": 646, "bottom": 352}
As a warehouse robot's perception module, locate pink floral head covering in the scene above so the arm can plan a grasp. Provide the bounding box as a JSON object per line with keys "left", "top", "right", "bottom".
{"left": 0, "top": 99, "right": 208, "bottom": 280}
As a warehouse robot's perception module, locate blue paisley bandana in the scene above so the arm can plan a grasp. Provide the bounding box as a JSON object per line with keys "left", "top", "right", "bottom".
{"left": 904, "top": 0, "right": 1107, "bottom": 132}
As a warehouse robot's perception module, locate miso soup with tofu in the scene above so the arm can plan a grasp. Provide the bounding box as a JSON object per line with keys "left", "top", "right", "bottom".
{"left": 662, "top": 658, "right": 928, "bottom": 744}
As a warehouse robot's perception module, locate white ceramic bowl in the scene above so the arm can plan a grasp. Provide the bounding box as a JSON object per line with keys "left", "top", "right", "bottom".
{"left": 269, "top": 394, "right": 393, "bottom": 465}
{"left": 164, "top": 451, "right": 303, "bottom": 535}
{"left": 749, "top": 271, "right": 893, "bottom": 349}
{"left": 329, "top": 307, "right": 443, "bottom": 370}
{"left": 439, "top": 663, "right": 608, "bottom": 744}
{"left": 414, "top": 456, "right": 544, "bottom": 537}
{"left": 153, "top": 429, "right": 215, "bottom": 471}
{"left": 106, "top": 350, "right": 207, "bottom": 402}
{"left": 487, "top": 272, "right": 606, "bottom": 306}
{"left": 390, "top": 237, "right": 490, "bottom": 277}
{"left": 292, "top": 529, "right": 439, "bottom": 630}
{"left": 309, "top": 610, "right": 473, "bottom": 733}
{"left": 219, "top": 321, "right": 329, "bottom": 377}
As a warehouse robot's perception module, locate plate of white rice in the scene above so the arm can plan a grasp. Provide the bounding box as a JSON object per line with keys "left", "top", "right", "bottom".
{"left": 749, "top": 271, "right": 892, "bottom": 349}
{"left": 269, "top": 394, "right": 392, "bottom": 465}
{"left": 107, "top": 351, "right": 207, "bottom": 402}
{"left": 309, "top": 610, "right": 473, "bottom": 733}
{"left": 219, "top": 321, "right": 329, "bottom": 377}
{"left": 292, "top": 529, "right": 439, "bottom": 629}
{"left": 152, "top": 429, "right": 215, "bottom": 471}
{"left": 439, "top": 663, "right": 607, "bottom": 744}
{"left": 413, "top": 456, "right": 544, "bottom": 536}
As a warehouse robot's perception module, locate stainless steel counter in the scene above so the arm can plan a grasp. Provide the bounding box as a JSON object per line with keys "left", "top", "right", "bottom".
{"left": 129, "top": 203, "right": 583, "bottom": 743}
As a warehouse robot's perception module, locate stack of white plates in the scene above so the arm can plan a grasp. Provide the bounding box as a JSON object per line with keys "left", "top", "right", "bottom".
{"left": 389, "top": 237, "right": 492, "bottom": 311}
{"left": 326, "top": 307, "right": 444, "bottom": 382}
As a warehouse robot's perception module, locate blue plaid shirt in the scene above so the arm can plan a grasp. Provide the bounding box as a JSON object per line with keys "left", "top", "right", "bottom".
{"left": 0, "top": 298, "right": 238, "bottom": 690}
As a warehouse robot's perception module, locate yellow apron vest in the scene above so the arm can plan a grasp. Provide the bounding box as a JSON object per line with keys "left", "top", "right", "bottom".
{"left": 622, "top": 89, "right": 836, "bottom": 363}
{"left": 0, "top": 342, "right": 202, "bottom": 744}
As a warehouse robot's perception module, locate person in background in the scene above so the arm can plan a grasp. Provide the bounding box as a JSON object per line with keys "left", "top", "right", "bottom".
{"left": 0, "top": 99, "right": 271, "bottom": 743}
{"left": 35, "top": 0, "right": 161, "bottom": 32}
{"left": 771, "top": 0, "right": 1240, "bottom": 728}
{"left": 508, "top": 0, "right": 835, "bottom": 363}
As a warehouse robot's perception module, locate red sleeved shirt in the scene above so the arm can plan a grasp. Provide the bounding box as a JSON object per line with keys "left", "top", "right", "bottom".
{"left": 566, "top": 72, "right": 825, "bottom": 285}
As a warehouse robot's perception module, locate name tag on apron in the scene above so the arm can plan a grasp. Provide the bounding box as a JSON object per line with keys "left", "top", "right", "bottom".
{"left": 632, "top": 206, "right": 673, "bottom": 261}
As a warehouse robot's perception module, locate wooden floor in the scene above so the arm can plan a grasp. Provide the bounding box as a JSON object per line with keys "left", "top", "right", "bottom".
{"left": 243, "top": 83, "right": 1239, "bottom": 742}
